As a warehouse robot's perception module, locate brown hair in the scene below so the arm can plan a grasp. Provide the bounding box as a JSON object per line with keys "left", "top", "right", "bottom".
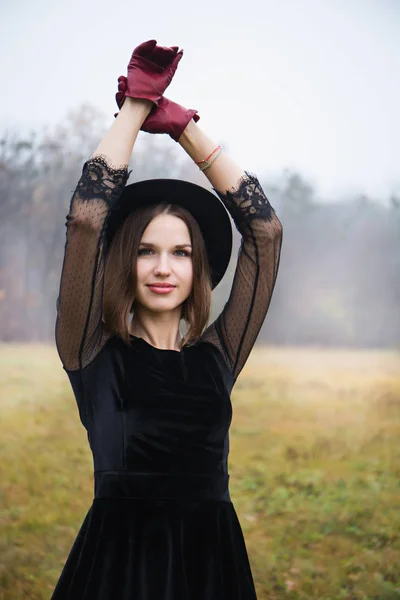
{"left": 102, "top": 202, "right": 213, "bottom": 349}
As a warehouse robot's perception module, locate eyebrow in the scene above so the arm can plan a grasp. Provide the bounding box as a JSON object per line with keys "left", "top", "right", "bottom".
{"left": 139, "top": 242, "right": 192, "bottom": 249}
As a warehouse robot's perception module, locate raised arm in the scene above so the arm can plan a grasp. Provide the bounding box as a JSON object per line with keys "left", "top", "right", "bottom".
{"left": 55, "top": 40, "right": 184, "bottom": 372}
{"left": 178, "top": 120, "right": 283, "bottom": 383}
{"left": 55, "top": 98, "right": 152, "bottom": 371}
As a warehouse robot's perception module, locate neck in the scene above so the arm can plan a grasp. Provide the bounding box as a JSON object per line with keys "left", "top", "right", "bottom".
{"left": 129, "top": 311, "right": 183, "bottom": 351}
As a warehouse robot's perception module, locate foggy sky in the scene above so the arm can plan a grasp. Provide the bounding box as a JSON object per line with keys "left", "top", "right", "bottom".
{"left": 1, "top": 0, "right": 399, "bottom": 201}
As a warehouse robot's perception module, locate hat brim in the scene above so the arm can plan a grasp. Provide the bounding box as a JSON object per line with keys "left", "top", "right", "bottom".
{"left": 105, "top": 178, "right": 233, "bottom": 290}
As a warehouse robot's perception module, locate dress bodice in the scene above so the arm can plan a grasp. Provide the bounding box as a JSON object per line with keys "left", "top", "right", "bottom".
{"left": 67, "top": 335, "right": 233, "bottom": 477}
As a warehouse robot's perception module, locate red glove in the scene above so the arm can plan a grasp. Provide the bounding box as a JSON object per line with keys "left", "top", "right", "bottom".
{"left": 141, "top": 96, "right": 200, "bottom": 142}
{"left": 115, "top": 76, "right": 200, "bottom": 142}
{"left": 116, "top": 39, "right": 183, "bottom": 108}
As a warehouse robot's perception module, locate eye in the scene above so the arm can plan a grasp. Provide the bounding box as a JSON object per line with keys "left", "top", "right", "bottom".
{"left": 138, "top": 248, "right": 191, "bottom": 257}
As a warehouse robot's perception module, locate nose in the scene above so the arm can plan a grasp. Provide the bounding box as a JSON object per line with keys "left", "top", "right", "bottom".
{"left": 153, "top": 252, "right": 172, "bottom": 276}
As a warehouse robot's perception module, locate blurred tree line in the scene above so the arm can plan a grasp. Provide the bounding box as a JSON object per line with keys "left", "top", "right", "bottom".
{"left": 0, "top": 104, "right": 399, "bottom": 348}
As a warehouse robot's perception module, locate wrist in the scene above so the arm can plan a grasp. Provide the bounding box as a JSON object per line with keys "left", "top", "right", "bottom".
{"left": 178, "top": 118, "right": 197, "bottom": 144}
{"left": 122, "top": 96, "right": 153, "bottom": 117}
{"left": 178, "top": 120, "right": 219, "bottom": 168}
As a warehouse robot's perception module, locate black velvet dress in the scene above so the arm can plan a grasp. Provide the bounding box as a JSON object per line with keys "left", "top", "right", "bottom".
{"left": 52, "top": 155, "right": 283, "bottom": 599}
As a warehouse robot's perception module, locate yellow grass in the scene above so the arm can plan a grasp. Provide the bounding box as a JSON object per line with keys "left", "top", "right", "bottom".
{"left": 0, "top": 343, "right": 399, "bottom": 599}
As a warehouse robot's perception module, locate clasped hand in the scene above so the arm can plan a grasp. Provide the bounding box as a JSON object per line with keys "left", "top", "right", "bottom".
{"left": 115, "top": 40, "right": 199, "bottom": 142}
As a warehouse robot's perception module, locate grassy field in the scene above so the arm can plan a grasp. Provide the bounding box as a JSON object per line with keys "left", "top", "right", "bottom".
{"left": 0, "top": 343, "right": 399, "bottom": 599}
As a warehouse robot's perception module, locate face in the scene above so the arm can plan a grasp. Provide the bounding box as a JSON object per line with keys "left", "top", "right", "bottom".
{"left": 134, "top": 213, "right": 193, "bottom": 315}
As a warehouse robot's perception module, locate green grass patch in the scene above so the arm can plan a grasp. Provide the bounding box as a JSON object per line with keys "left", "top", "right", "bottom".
{"left": 0, "top": 343, "right": 400, "bottom": 599}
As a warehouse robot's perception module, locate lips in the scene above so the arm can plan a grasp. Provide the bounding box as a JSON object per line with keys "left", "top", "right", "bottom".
{"left": 147, "top": 284, "right": 176, "bottom": 294}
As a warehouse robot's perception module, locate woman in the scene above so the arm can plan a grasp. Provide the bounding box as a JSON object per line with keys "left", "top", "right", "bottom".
{"left": 53, "top": 40, "right": 283, "bottom": 599}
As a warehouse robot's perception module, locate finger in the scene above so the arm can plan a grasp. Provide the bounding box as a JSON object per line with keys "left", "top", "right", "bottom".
{"left": 152, "top": 45, "right": 178, "bottom": 65}
{"left": 171, "top": 49, "right": 184, "bottom": 68}
{"left": 152, "top": 44, "right": 180, "bottom": 57}
{"left": 155, "top": 43, "right": 178, "bottom": 54}
{"left": 134, "top": 39, "right": 157, "bottom": 57}
{"left": 116, "top": 91, "right": 125, "bottom": 105}
{"left": 117, "top": 76, "right": 127, "bottom": 92}
{"left": 161, "top": 50, "right": 183, "bottom": 75}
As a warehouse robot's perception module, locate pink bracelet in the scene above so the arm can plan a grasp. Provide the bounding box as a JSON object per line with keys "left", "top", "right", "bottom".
{"left": 198, "top": 147, "right": 222, "bottom": 171}
{"left": 196, "top": 145, "right": 223, "bottom": 171}
{"left": 195, "top": 145, "right": 222, "bottom": 166}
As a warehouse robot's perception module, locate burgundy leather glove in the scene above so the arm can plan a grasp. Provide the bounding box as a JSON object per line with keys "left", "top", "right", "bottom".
{"left": 116, "top": 39, "right": 183, "bottom": 108}
{"left": 141, "top": 96, "right": 200, "bottom": 142}
{"left": 115, "top": 76, "right": 200, "bottom": 142}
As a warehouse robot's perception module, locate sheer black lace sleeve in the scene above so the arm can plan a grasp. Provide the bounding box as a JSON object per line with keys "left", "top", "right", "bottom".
{"left": 55, "top": 154, "right": 131, "bottom": 371}
{"left": 199, "top": 172, "right": 283, "bottom": 383}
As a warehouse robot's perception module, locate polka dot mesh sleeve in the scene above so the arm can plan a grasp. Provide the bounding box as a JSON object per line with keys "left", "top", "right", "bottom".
{"left": 199, "top": 172, "right": 283, "bottom": 383}
{"left": 55, "top": 154, "right": 131, "bottom": 371}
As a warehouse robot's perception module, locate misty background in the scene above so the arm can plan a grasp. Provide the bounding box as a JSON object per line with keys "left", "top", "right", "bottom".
{"left": 1, "top": 0, "right": 399, "bottom": 348}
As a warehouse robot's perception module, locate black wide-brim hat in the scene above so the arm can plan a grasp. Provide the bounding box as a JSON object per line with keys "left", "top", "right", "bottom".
{"left": 105, "top": 178, "right": 233, "bottom": 290}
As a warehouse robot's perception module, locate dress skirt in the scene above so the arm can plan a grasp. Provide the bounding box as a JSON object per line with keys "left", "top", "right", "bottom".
{"left": 50, "top": 472, "right": 258, "bottom": 600}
